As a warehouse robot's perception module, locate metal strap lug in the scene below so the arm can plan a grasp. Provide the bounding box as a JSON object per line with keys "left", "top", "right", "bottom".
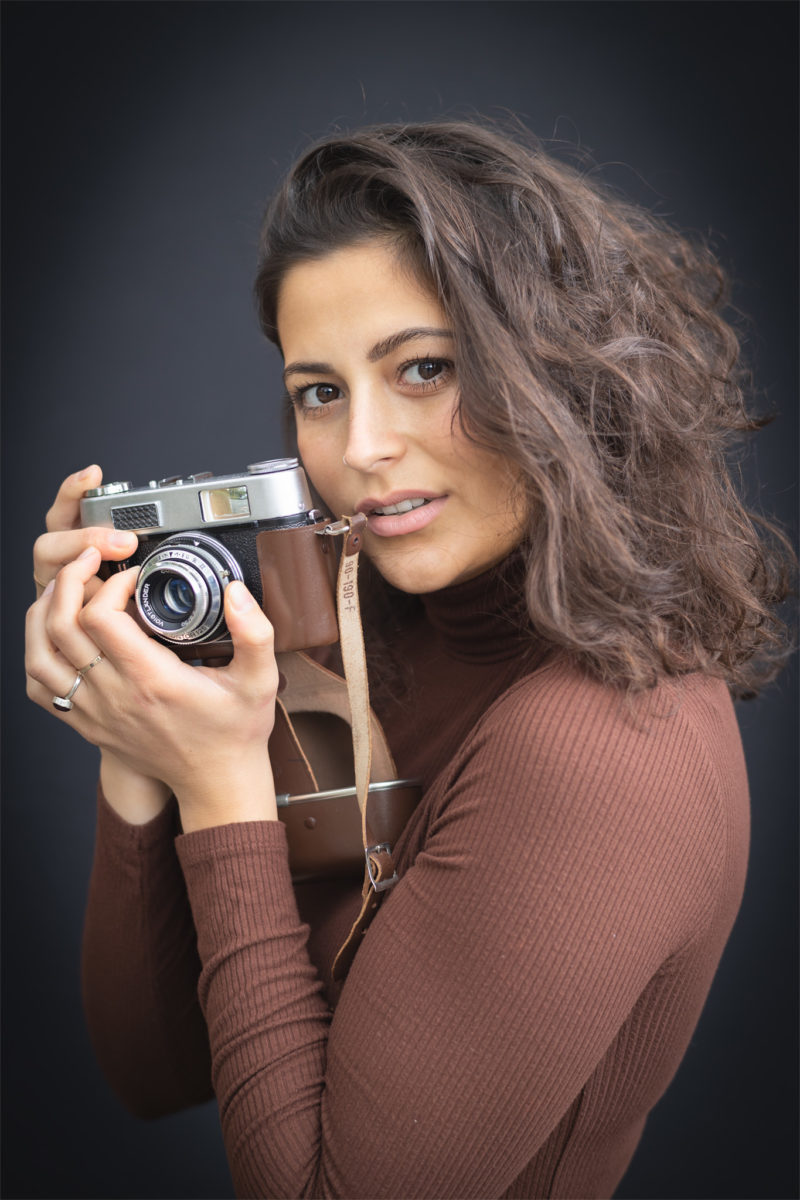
{"left": 366, "top": 843, "right": 398, "bottom": 892}
{"left": 320, "top": 518, "right": 351, "bottom": 537}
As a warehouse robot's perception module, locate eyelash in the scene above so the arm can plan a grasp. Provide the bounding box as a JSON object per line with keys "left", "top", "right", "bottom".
{"left": 288, "top": 356, "right": 455, "bottom": 417}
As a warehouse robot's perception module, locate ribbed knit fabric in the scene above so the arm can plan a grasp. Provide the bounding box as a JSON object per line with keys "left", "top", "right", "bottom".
{"left": 81, "top": 563, "right": 750, "bottom": 1199}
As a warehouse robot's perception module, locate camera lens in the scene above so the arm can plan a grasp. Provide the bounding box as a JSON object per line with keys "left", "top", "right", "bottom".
{"left": 161, "top": 576, "right": 196, "bottom": 617}
{"left": 146, "top": 570, "right": 202, "bottom": 626}
{"left": 136, "top": 533, "right": 244, "bottom": 644}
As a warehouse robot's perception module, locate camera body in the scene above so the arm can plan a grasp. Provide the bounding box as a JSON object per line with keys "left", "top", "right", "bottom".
{"left": 80, "top": 459, "right": 339, "bottom": 659}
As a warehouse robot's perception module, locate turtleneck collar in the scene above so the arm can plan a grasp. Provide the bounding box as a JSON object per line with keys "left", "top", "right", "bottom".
{"left": 418, "top": 552, "right": 539, "bottom": 665}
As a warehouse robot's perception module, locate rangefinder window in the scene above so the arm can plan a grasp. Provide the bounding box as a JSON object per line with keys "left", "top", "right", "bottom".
{"left": 200, "top": 485, "right": 251, "bottom": 522}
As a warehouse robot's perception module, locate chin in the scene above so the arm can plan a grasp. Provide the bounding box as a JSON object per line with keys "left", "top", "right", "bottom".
{"left": 366, "top": 545, "right": 493, "bottom": 595}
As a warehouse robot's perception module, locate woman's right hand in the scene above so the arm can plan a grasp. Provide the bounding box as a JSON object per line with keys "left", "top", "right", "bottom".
{"left": 33, "top": 464, "right": 139, "bottom": 597}
{"left": 31, "top": 465, "right": 171, "bottom": 825}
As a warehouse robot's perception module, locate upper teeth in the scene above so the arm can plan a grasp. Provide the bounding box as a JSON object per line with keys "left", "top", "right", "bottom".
{"left": 372, "top": 498, "right": 429, "bottom": 516}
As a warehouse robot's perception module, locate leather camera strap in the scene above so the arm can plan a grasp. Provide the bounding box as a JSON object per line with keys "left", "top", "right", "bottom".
{"left": 274, "top": 650, "right": 397, "bottom": 789}
{"left": 321, "top": 515, "right": 401, "bottom": 982}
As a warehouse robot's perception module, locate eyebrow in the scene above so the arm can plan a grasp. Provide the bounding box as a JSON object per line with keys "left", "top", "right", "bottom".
{"left": 282, "top": 326, "right": 454, "bottom": 382}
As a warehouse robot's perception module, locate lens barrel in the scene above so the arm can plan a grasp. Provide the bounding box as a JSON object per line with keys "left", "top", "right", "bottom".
{"left": 136, "top": 533, "right": 244, "bottom": 643}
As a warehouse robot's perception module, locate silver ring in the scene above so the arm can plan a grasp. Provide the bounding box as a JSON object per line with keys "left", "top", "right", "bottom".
{"left": 53, "top": 674, "right": 83, "bottom": 712}
{"left": 78, "top": 652, "right": 104, "bottom": 676}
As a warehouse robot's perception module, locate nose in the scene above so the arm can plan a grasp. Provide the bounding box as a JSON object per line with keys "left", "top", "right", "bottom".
{"left": 342, "top": 388, "right": 406, "bottom": 474}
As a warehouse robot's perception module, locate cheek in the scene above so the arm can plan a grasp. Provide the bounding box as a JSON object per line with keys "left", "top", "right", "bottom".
{"left": 296, "top": 431, "right": 343, "bottom": 502}
{"left": 295, "top": 423, "right": 322, "bottom": 474}
{"left": 463, "top": 449, "right": 526, "bottom": 523}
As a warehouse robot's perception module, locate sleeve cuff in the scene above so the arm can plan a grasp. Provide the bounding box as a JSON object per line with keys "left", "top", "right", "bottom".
{"left": 96, "top": 780, "right": 182, "bottom": 851}
{"left": 175, "top": 820, "right": 304, "bottom": 953}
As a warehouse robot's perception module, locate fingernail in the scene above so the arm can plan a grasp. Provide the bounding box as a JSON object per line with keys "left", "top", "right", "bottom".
{"left": 75, "top": 465, "right": 99, "bottom": 481}
{"left": 42, "top": 579, "right": 55, "bottom": 598}
{"left": 227, "top": 581, "right": 255, "bottom": 612}
{"left": 78, "top": 546, "right": 98, "bottom": 561}
{"left": 110, "top": 532, "right": 136, "bottom": 548}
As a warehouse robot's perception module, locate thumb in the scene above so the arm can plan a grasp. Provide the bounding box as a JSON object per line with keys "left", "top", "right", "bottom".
{"left": 224, "top": 581, "right": 277, "bottom": 689}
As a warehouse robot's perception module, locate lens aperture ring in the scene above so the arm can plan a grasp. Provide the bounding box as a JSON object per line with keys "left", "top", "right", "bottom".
{"left": 136, "top": 534, "right": 243, "bottom": 644}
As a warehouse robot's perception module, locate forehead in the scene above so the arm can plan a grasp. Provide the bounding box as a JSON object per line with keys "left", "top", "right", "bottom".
{"left": 276, "top": 241, "right": 446, "bottom": 355}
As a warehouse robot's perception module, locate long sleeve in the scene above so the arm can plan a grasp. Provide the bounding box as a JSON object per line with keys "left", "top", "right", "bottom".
{"left": 81, "top": 786, "right": 214, "bottom": 1117}
{"left": 175, "top": 665, "right": 748, "bottom": 1199}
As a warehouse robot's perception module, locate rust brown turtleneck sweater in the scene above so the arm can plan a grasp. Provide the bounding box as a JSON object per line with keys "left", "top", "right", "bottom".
{"left": 82, "top": 563, "right": 750, "bottom": 1199}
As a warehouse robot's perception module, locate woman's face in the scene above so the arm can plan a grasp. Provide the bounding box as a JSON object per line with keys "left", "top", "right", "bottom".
{"left": 276, "top": 240, "right": 526, "bottom": 595}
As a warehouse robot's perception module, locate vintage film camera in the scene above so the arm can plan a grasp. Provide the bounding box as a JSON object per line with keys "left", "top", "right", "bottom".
{"left": 80, "top": 459, "right": 339, "bottom": 659}
{"left": 81, "top": 458, "right": 421, "bottom": 898}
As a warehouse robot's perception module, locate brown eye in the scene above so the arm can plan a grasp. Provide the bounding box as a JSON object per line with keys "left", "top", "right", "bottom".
{"left": 401, "top": 359, "right": 452, "bottom": 387}
{"left": 298, "top": 383, "right": 341, "bottom": 409}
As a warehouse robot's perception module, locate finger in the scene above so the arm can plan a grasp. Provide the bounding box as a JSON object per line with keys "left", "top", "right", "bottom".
{"left": 45, "top": 465, "right": 103, "bottom": 533}
{"left": 34, "top": 527, "right": 138, "bottom": 595}
{"left": 84, "top": 574, "right": 105, "bottom": 603}
{"left": 25, "top": 664, "right": 100, "bottom": 732}
{"left": 25, "top": 582, "right": 92, "bottom": 710}
{"left": 46, "top": 547, "right": 107, "bottom": 669}
{"left": 221, "top": 581, "right": 278, "bottom": 698}
{"left": 79, "top": 566, "right": 174, "bottom": 671}
{"left": 26, "top": 580, "right": 68, "bottom": 686}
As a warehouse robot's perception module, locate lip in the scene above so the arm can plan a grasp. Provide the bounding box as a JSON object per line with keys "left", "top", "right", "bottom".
{"left": 357, "top": 489, "right": 443, "bottom": 515}
{"left": 356, "top": 491, "right": 448, "bottom": 538}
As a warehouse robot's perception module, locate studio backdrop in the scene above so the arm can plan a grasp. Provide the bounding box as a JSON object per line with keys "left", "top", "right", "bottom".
{"left": 2, "top": 4, "right": 797, "bottom": 1199}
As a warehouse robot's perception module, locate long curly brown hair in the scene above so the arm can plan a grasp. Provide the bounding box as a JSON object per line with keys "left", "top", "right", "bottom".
{"left": 255, "top": 118, "right": 794, "bottom": 696}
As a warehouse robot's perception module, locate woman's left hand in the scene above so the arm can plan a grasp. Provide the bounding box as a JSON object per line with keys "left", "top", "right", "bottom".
{"left": 25, "top": 546, "right": 279, "bottom": 832}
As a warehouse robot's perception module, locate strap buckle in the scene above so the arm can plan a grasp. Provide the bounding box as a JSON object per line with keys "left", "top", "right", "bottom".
{"left": 320, "top": 518, "right": 351, "bottom": 538}
{"left": 320, "top": 513, "right": 367, "bottom": 556}
{"left": 366, "top": 843, "right": 398, "bottom": 892}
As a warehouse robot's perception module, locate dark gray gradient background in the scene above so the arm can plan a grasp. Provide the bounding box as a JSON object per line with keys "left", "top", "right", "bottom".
{"left": 2, "top": 3, "right": 797, "bottom": 1198}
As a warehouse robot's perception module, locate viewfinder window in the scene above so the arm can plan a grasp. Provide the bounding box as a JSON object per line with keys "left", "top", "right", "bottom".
{"left": 200, "top": 486, "right": 251, "bottom": 521}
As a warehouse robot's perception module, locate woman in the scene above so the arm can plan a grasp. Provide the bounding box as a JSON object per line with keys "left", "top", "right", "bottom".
{"left": 26, "top": 120, "right": 792, "bottom": 1198}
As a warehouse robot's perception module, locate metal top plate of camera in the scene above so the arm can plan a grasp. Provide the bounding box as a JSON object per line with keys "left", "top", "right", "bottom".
{"left": 80, "top": 458, "right": 312, "bottom": 535}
